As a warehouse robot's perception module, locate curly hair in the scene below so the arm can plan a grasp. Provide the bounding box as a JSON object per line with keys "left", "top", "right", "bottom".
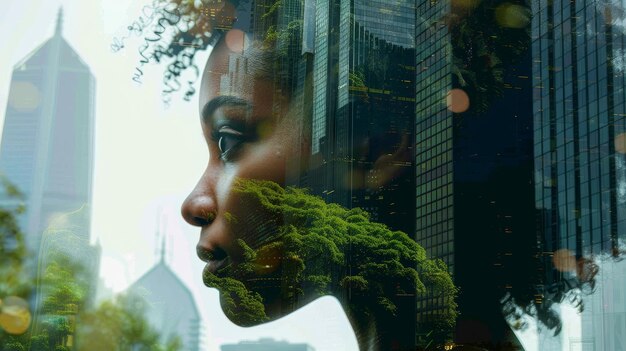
{"left": 113, "top": 0, "right": 245, "bottom": 104}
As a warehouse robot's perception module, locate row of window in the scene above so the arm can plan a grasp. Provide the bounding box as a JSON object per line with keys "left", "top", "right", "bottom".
{"left": 417, "top": 185, "right": 452, "bottom": 208}
{"left": 417, "top": 206, "right": 454, "bottom": 228}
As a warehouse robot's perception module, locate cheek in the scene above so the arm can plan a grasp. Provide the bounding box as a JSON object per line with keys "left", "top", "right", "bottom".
{"left": 240, "top": 123, "right": 300, "bottom": 183}
{"left": 216, "top": 163, "right": 239, "bottom": 207}
{"left": 239, "top": 139, "right": 289, "bottom": 184}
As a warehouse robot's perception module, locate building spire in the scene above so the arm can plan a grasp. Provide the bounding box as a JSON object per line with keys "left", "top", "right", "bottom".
{"left": 156, "top": 208, "right": 167, "bottom": 265}
{"left": 160, "top": 229, "right": 166, "bottom": 263}
{"left": 55, "top": 7, "right": 63, "bottom": 36}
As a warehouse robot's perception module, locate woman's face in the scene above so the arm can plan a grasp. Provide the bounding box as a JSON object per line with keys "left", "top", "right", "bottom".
{"left": 180, "top": 36, "right": 307, "bottom": 318}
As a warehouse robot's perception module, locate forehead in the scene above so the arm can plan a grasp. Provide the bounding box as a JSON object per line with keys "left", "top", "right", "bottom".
{"left": 199, "top": 38, "right": 278, "bottom": 117}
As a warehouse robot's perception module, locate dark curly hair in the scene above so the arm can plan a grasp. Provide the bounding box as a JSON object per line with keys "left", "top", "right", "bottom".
{"left": 112, "top": 0, "right": 246, "bottom": 104}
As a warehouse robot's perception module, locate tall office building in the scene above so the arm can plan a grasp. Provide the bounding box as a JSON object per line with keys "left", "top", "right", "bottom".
{"left": 238, "top": 0, "right": 416, "bottom": 235}
{"left": 305, "top": 0, "right": 417, "bottom": 236}
{"left": 531, "top": 0, "right": 626, "bottom": 348}
{"left": 532, "top": 0, "right": 625, "bottom": 272}
{"left": 414, "top": 0, "right": 536, "bottom": 346}
{"left": 0, "top": 9, "right": 96, "bottom": 258}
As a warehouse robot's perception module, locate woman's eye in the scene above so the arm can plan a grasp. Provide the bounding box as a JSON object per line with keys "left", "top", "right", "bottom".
{"left": 212, "top": 126, "right": 245, "bottom": 162}
{"left": 218, "top": 134, "right": 243, "bottom": 155}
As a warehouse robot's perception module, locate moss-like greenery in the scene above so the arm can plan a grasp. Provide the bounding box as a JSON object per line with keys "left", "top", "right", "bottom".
{"left": 204, "top": 179, "right": 458, "bottom": 334}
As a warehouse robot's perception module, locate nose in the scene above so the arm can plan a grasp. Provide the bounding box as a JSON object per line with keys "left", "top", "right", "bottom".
{"left": 181, "top": 172, "right": 218, "bottom": 227}
{"left": 182, "top": 169, "right": 231, "bottom": 265}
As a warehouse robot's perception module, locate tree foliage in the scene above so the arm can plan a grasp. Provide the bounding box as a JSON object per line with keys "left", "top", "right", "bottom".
{"left": 204, "top": 179, "right": 458, "bottom": 335}
{"left": 0, "top": 176, "right": 30, "bottom": 299}
{"left": 76, "top": 294, "right": 181, "bottom": 351}
{"left": 0, "top": 177, "right": 33, "bottom": 349}
{"left": 0, "top": 177, "right": 181, "bottom": 351}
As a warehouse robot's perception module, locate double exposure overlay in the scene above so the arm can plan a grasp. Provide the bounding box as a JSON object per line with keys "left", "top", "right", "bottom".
{"left": 1, "top": 0, "right": 626, "bottom": 350}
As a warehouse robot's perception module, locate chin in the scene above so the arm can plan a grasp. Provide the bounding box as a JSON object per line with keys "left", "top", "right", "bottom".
{"left": 216, "top": 282, "right": 321, "bottom": 327}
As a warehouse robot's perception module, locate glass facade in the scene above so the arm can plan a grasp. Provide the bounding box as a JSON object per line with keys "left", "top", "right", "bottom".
{"left": 302, "top": 0, "right": 419, "bottom": 348}
{"left": 311, "top": 0, "right": 329, "bottom": 155}
{"left": 415, "top": 0, "right": 454, "bottom": 271}
{"left": 532, "top": 0, "right": 625, "bottom": 257}
{"left": 531, "top": 0, "right": 626, "bottom": 348}
{"left": 304, "top": 0, "right": 417, "bottom": 236}
{"left": 414, "top": 2, "right": 457, "bottom": 343}
{"left": 415, "top": 0, "right": 537, "bottom": 346}
{"left": 0, "top": 18, "right": 95, "bottom": 258}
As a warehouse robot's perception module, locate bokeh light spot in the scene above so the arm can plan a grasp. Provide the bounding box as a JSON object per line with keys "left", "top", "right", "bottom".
{"left": 225, "top": 29, "right": 245, "bottom": 54}
{"left": 8, "top": 81, "right": 41, "bottom": 112}
{"left": 495, "top": 3, "right": 530, "bottom": 28}
{"left": 552, "top": 249, "right": 577, "bottom": 272}
{"left": 446, "top": 89, "right": 470, "bottom": 113}
{"left": 0, "top": 296, "right": 31, "bottom": 335}
{"left": 614, "top": 133, "right": 626, "bottom": 154}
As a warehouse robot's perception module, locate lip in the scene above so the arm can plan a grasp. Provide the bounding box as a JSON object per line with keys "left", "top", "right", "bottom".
{"left": 203, "top": 258, "right": 229, "bottom": 277}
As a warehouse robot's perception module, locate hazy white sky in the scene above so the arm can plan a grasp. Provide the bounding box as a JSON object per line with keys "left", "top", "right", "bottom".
{"left": 0, "top": 1, "right": 358, "bottom": 350}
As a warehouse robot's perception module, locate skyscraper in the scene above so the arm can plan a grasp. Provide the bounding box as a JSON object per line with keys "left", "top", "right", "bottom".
{"left": 531, "top": 0, "right": 626, "bottom": 348}
{"left": 0, "top": 9, "right": 95, "bottom": 258}
{"left": 305, "top": 0, "right": 416, "bottom": 236}
{"left": 532, "top": 0, "right": 624, "bottom": 273}
{"left": 414, "top": 0, "right": 536, "bottom": 346}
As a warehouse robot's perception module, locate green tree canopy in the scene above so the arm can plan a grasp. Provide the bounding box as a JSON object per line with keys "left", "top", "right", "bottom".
{"left": 76, "top": 294, "right": 181, "bottom": 351}
{"left": 205, "top": 179, "right": 458, "bottom": 339}
{"left": 0, "top": 176, "right": 30, "bottom": 299}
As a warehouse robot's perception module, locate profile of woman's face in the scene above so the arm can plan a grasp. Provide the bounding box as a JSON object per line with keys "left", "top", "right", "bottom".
{"left": 176, "top": 28, "right": 452, "bottom": 351}
{"left": 180, "top": 34, "right": 307, "bottom": 322}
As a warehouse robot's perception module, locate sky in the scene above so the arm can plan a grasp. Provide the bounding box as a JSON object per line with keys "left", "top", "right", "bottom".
{"left": 0, "top": 1, "right": 358, "bottom": 350}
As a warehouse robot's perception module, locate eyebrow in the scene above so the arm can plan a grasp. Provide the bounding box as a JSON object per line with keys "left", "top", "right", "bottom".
{"left": 201, "top": 95, "right": 252, "bottom": 125}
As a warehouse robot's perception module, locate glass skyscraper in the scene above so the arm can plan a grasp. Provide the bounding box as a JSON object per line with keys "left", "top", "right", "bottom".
{"left": 223, "top": 1, "right": 419, "bottom": 348}
{"left": 531, "top": 0, "right": 626, "bottom": 348}
{"left": 415, "top": 0, "right": 536, "bottom": 347}
{"left": 0, "top": 10, "right": 95, "bottom": 259}
{"left": 532, "top": 0, "right": 625, "bottom": 268}
{"left": 306, "top": 0, "right": 417, "bottom": 236}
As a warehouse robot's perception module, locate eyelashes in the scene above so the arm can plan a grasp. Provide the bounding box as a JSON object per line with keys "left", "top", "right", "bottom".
{"left": 211, "top": 126, "right": 246, "bottom": 162}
